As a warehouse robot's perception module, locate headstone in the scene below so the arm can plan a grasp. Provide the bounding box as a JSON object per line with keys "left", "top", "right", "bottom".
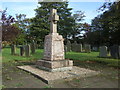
{"left": 110, "top": 45, "right": 119, "bottom": 59}
{"left": 11, "top": 45, "right": 16, "bottom": 55}
{"left": 84, "top": 44, "right": 91, "bottom": 53}
{"left": 77, "top": 44, "right": 82, "bottom": 52}
{"left": 20, "top": 46, "right": 25, "bottom": 56}
{"left": 92, "top": 47, "right": 98, "bottom": 51}
{"left": 99, "top": 46, "right": 108, "bottom": 57}
{"left": 64, "top": 45, "right": 67, "bottom": 55}
{"left": 36, "top": 9, "right": 73, "bottom": 72}
{"left": 71, "top": 41, "right": 78, "bottom": 52}
{"left": 31, "top": 40, "right": 36, "bottom": 54}
{"left": 71, "top": 42, "right": 82, "bottom": 52}
{"left": 66, "top": 40, "right": 71, "bottom": 52}
{"left": 25, "top": 44, "right": 30, "bottom": 57}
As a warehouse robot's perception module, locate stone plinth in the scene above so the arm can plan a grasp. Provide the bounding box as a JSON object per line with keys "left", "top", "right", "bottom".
{"left": 17, "top": 65, "right": 100, "bottom": 84}
{"left": 36, "top": 59, "right": 73, "bottom": 72}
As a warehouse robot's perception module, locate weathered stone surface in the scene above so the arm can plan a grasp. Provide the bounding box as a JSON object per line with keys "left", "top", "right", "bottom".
{"left": 43, "top": 33, "right": 64, "bottom": 61}
{"left": 25, "top": 44, "right": 30, "bottom": 57}
{"left": 71, "top": 41, "right": 78, "bottom": 52}
{"left": 11, "top": 45, "right": 16, "bottom": 55}
{"left": 43, "top": 9, "right": 64, "bottom": 61}
{"left": 92, "top": 46, "right": 99, "bottom": 51}
{"left": 17, "top": 65, "right": 99, "bottom": 84}
{"left": 48, "top": 9, "right": 59, "bottom": 33}
{"left": 99, "top": 46, "right": 108, "bottom": 57}
{"left": 77, "top": 44, "right": 82, "bottom": 52}
{"left": 66, "top": 40, "right": 71, "bottom": 52}
{"left": 20, "top": 46, "right": 25, "bottom": 56}
{"left": 110, "top": 45, "right": 119, "bottom": 59}
{"left": 31, "top": 40, "right": 36, "bottom": 54}
{"left": 84, "top": 44, "right": 91, "bottom": 53}
{"left": 36, "top": 8, "right": 73, "bottom": 72}
{"left": 71, "top": 43, "right": 82, "bottom": 52}
{"left": 36, "top": 60, "right": 73, "bottom": 69}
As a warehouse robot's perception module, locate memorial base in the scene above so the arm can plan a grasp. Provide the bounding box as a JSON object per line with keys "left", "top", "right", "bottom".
{"left": 36, "top": 60, "right": 73, "bottom": 72}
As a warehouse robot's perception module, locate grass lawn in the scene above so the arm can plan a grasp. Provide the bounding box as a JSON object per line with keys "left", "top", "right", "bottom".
{"left": 2, "top": 47, "right": 119, "bottom": 68}
{"left": 66, "top": 52, "right": 119, "bottom": 68}
{"left": 2, "top": 47, "right": 43, "bottom": 63}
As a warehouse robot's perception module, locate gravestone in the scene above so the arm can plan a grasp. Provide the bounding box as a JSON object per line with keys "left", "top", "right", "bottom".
{"left": 92, "top": 47, "right": 98, "bottom": 51}
{"left": 66, "top": 40, "right": 71, "bottom": 52}
{"left": 25, "top": 44, "right": 30, "bottom": 57}
{"left": 31, "top": 40, "right": 36, "bottom": 54}
{"left": 99, "top": 46, "right": 108, "bottom": 57}
{"left": 84, "top": 44, "right": 91, "bottom": 53}
{"left": 71, "top": 42, "right": 82, "bottom": 52}
{"left": 64, "top": 45, "right": 67, "bottom": 55}
{"left": 11, "top": 45, "right": 16, "bottom": 55}
{"left": 36, "top": 9, "right": 73, "bottom": 72}
{"left": 77, "top": 44, "right": 82, "bottom": 52}
{"left": 71, "top": 41, "right": 78, "bottom": 52}
{"left": 20, "top": 46, "right": 25, "bottom": 56}
{"left": 110, "top": 45, "right": 119, "bottom": 59}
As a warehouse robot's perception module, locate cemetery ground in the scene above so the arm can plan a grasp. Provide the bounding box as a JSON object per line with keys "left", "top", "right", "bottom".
{"left": 2, "top": 47, "right": 119, "bottom": 88}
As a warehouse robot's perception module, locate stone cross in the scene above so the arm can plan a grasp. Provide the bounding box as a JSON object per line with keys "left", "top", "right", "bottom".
{"left": 49, "top": 9, "right": 59, "bottom": 33}
{"left": 36, "top": 8, "right": 73, "bottom": 72}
